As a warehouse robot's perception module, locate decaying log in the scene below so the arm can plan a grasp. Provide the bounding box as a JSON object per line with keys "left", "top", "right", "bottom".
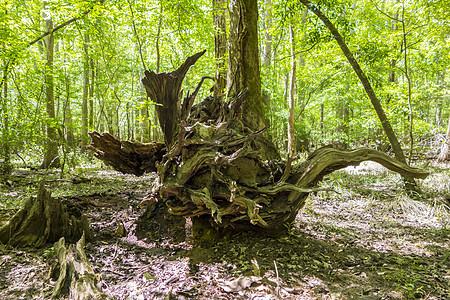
{"left": 51, "top": 234, "right": 107, "bottom": 299}
{"left": 89, "top": 51, "right": 429, "bottom": 232}
{"left": 88, "top": 131, "right": 166, "bottom": 176}
{"left": 0, "top": 183, "right": 90, "bottom": 247}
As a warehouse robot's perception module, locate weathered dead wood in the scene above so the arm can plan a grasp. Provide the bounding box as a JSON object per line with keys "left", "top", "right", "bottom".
{"left": 0, "top": 183, "right": 90, "bottom": 247}
{"left": 51, "top": 234, "right": 108, "bottom": 299}
{"left": 181, "top": 76, "right": 215, "bottom": 122}
{"left": 142, "top": 50, "right": 206, "bottom": 146}
{"left": 89, "top": 100, "right": 429, "bottom": 232}
{"left": 88, "top": 131, "right": 166, "bottom": 176}
{"left": 156, "top": 124, "right": 429, "bottom": 231}
{"left": 89, "top": 52, "right": 429, "bottom": 233}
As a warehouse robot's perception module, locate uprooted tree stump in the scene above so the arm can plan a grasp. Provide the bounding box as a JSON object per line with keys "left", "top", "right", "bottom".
{"left": 88, "top": 51, "right": 429, "bottom": 233}
{"left": 0, "top": 182, "right": 90, "bottom": 247}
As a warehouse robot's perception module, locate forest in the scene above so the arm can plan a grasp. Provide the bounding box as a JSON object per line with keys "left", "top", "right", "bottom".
{"left": 0, "top": 0, "right": 449, "bottom": 299}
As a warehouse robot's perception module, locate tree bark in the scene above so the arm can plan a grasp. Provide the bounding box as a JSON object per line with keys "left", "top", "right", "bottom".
{"left": 41, "top": 14, "right": 60, "bottom": 169}
{"left": 288, "top": 22, "right": 296, "bottom": 157}
{"left": 1, "top": 60, "right": 11, "bottom": 173}
{"left": 226, "top": 0, "right": 265, "bottom": 131}
{"left": 213, "top": 0, "right": 227, "bottom": 103}
{"left": 81, "top": 33, "right": 90, "bottom": 151}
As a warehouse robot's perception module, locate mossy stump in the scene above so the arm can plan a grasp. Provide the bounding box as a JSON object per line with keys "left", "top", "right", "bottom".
{"left": 0, "top": 182, "right": 90, "bottom": 247}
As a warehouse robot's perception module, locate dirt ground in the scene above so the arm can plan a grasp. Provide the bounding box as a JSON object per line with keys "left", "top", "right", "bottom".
{"left": 0, "top": 161, "right": 449, "bottom": 299}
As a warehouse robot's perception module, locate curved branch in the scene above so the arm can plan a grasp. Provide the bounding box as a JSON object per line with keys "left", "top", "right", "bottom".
{"left": 288, "top": 147, "right": 429, "bottom": 202}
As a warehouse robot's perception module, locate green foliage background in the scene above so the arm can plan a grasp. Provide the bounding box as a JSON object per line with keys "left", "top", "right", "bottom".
{"left": 0, "top": 0, "right": 449, "bottom": 167}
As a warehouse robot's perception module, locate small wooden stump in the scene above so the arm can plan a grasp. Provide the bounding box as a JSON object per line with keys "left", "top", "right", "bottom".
{"left": 51, "top": 234, "right": 107, "bottom": 299}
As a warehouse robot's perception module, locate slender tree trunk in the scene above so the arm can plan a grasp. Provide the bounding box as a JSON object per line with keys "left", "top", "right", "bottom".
{"left": 388, "top": 9, "right": 398, "bottom": 92}
{"left": 288, "top": 22, "right": 296, "bottom": 157}
{"left": 435, "top": 97, "right": 442, "bottom": 127}
{"left": 299, "top": 0, "right": 417, "bottom": 190}
{"left": 63, "top": 76, "right": 74, "bottom": 147}
{"left": 152, "top": 2, "right": 163, "bottom": 142}
{"left": 262, "top": 0, "right": 272, "bottom": 67}
{"left": 283, "top": 72, "right": 289, "bottom": 150}
{"left": 320, "top": 102, "right": 324, "bottom": 137}
{"left": 41, "top": 15, "right": 60, "bottom": 168}
{"left": 0, "top": 8, "right": 9, "bottom": 166}
{"left": 89, "top": 59, "right": 95, "bottom": 130}
{"left": 156, "top": 2, "right": 162, "bottom": 74}
{"left": 299, "top": 0, "right": 405, "bottom": 162}
{"left": 400, "top": 5, "right": 414, "bottom": 164}
{"left": 262, "top": 0, "right": 273, "bottom": 136}
{"left": 438, "top": 111, "right": 450, "bottom": 162}
{"left": 80, "top": 34, "right": 90, "bottom": 151}
{"left": 1, "top": 61, "right": 10, "bottom": 170}
{"left": 227, "top": 0, "right": 265, "bottom": 131}
{"left": 213, "top": 0, "right": 227, "bottom": 102}
{"left": 141, "top": 104, "right": 150, "bottom": 143}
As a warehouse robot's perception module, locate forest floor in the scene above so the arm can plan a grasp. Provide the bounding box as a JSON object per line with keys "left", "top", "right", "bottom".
{"left": 0, "top": 160, "right": 449, "bottom": 299}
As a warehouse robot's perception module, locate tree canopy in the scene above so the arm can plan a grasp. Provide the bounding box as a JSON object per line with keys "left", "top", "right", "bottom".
{"left": 0, "top": 0, "right": 449, "bottom": 166}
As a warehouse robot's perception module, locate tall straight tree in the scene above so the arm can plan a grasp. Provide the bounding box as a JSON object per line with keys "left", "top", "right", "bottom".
{"left": 1, "top": 4, "right": 10, "bottom": 171}
{"left": 80, "top": 33, "right": 90, "bottom": 151}
{"left": 213, "top": 0, "right": 227, "bottom": 102}
{"left": 262, "top": 0, "right": 272, "bottom": 67}
{"left": 1, "top": 60, "right": 10, "bottom": 172}
{"left": 89, "top": 58, "right": 95, "bottom": 130}
{"left": 41, "top": 9, "right": 60, "bottom": 169}
{"left": 226, "top": 0, "right": 265, "bottom": 131}
{"left": 288, "top": 22, "right": 296, "bottom": 157}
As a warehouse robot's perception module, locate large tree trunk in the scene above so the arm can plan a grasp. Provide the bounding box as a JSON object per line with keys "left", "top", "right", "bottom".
{"left": 227, "top": 0, "right": 266, "bottom": 131}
